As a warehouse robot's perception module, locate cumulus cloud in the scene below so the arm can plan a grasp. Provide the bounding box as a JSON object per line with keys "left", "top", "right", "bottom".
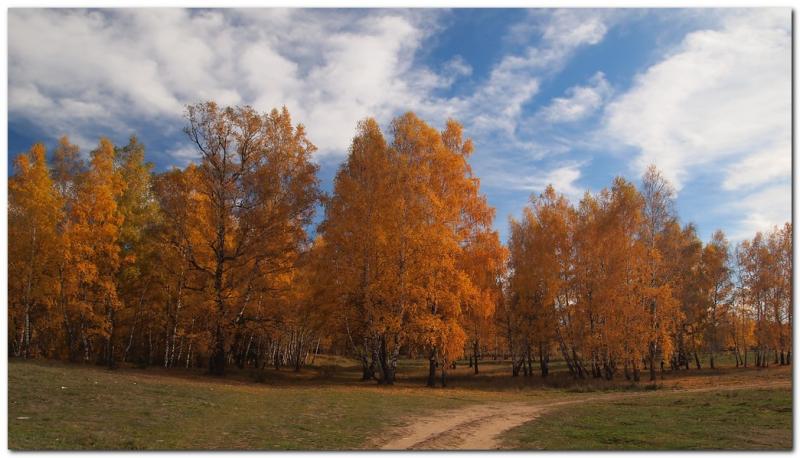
{"left": 538, "top": 72, "right": 612, "bottom": 123}
{"left": 8, "top": 8, "right": 443, "bottom": 158}
{"left": 603, "top": 9, "right": 791, "bottom": 191}
{"left": 600, "top": 8, "right": 790, "bottom": 242}
{"left": 9, "top": 8, "right": 617, "bottom": 167}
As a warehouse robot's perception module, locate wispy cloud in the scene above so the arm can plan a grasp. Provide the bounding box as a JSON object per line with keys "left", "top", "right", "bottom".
{"left": 456, "top": 9, "right": 615, "bottom": 137}
{"left": 726, "top": 182, "right": 792, "bottom": 241}
{"left": 722, "top": 144, "right": 790, "bottom": 191}
{"left": 537, "top": 72, "right": 612, "bottom": 123}
{"left": 602, "top": 9, "right": 791, "bottom": 191}
{"left": 481, "top": 161, "right": 587, "bottom": 203}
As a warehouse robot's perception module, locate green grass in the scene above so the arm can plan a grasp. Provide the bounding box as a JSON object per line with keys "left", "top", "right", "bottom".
{"left": 8, "top": 361, "right": 498, "bottom": 450}
{"left": 503, "top": 388, "right": 793, "bottom": 450}
{"left": 8, "top": 357, "right": 792, "bottom": 450}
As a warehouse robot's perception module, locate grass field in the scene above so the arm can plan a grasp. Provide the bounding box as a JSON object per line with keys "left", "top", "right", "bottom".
{"left": 7, "top": 356, "right": 793, "bottom": 450}
{"left": 503, "top": 388, "right": 792, "bottom": 450}
{"left": 8, "top": 361, "right": 489, "bottom": 450}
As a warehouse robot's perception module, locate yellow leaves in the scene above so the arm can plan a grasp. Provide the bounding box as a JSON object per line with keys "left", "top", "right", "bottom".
{"left": 13, "top": 103, "right": 790, "bottom": 379}
{"left": 9, "top": 144, "right": 64, "bottom": 325}
{"left": 320, "top": 112, "right": 501, "bottom": 367}
{"left": 509, "top": 167, "right": 695, "bottom": 372}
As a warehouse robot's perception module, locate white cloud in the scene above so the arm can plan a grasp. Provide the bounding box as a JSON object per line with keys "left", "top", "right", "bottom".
{"left": 483, "top": 162, "right": 586, "bottom": 202}
{"left": 8, "top": 7, "right": 615, "bottom": 201}
{"left": 603, "top": 9, "right": 791, "bottom": 191}
{"left": 727, "top": 182, "right": 791, "bottom": 241}
{"left": 8, "top": 9, "right": 441, "bottom": 159}
{"left": 165, "top": 145, "right": 202, "bottom": 168}
{"left": 722, "top": 144, "right": 790, "bottom": 191}
{"left": 538, "top": 72, "right": 611, "bottom": 123}
{"left": 449, "top": 9, "right": 613, "bottom": 145}
{"left": 541, "top": 9, "right": 608, "bottom": 49}
{"left": 443, "top": 55, "right": 473, "bottom": 79}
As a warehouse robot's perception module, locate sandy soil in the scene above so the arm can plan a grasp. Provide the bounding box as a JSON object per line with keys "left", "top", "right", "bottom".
{"left": 376, "top": 379, "right": 792, "bottom": 450}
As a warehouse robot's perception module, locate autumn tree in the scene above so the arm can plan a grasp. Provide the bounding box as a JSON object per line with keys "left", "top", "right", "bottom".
{"left": 508, "top": 173, "right": 683, "bottom": 382}
{"left": 319, "top": 114, "right": 503, "bottom": 386}
{"left": 444, "top": 120, "right": 506, "bottom": 377}
{"left": 772, "top": 223, "right": 792, "bottom": 365}
{"left": 660, "top": 222, "right": 702, "bottom": 370}
{"left": 728, "top": 286, "right": 755, "bottom": 367}
{"left": 111, "top": 137, "right": 162, "bottom": 366}
{"left": 50, "top": 137, "right": 85, "bottom": 361}
{"left": 6, "top": 105, "right": 791, "bottom": 384}
{"left": 700, "top": 230, "right": 734, "bottom": 369}
{"left": 459, "top": 229, "right": 506, "bottom": 375}
{"left": 65, "top": 138, "right": 126, "bottom": 366}
{"left": 8, "top": 143, "right": 63, "bottom": 358}
{"left": 588, "top": 178, "right": 660, "bottom": 381}
{"left": 402, "top": 116, "right": 504, "bottom": 387}
{"left": 736, "top": 224, "right": 792, "bottom": 367}
{"left": 317, "top": 118, "right": 396, "bottom": 381}
{"left": 640, "top": 165, "right": 681, "bottom": 381}
{"left": 147, "top": 166, "right": 209, "bottom": 368}
{"left": 181, "top": 102, "right": 320, "bottom": 375}
{"left": 507, "top": 186, "right": 573, "bottom": 377}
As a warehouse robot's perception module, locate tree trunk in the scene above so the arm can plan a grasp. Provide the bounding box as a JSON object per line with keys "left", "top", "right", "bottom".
{"left": 539, "top": 341, "right": 549, "bottom": 377}
{"left": 106, "top": 300, "right": 116, "bottom": 369}
{"left": 377, "top": 335, "right": 395, "bottom": 385}
{"left": 603, "top": 361, "right": 614, "bottom": 380}
{"left": 209, "top": 215, "right": 227, "bottom": 376}
{"left": 23, "top": 303, "right": 31, "bottom": 359}
{"left": 525, "top": 346, "right": 533, "bottom": 377}
{"left": 648, "top": 343, "right": 657, "bottom": 381}
{"left": 473, "top": 339, "right": 480, "bottom": 375}
{"left": 512, "top": 358, "right": 522, "bottom": 377}
{"left": 427, "top": 348, "right": 437, "bottom": 388}
{"left": 361, "top": 357, "right": 373, "bottom": 381}
{"left": 209, "top": 323, "right": 226, "bottom": 375}
{"left": 311, "top": 338, "right": 320, "bottom": 365}
{"left": 61, "top": 291, "right": 76, "bottom": 362}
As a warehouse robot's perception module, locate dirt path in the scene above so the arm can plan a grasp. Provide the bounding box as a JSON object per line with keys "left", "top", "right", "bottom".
{"left": 376, "top": 380, "right": 792, "bottom": 450}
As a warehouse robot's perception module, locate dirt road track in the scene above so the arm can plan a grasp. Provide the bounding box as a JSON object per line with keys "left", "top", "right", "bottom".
{"left": 376, "top": 380, "right": 792, "bottom": 450}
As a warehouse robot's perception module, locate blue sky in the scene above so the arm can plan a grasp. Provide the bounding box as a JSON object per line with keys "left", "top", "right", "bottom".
{"left": 8, "top": 8, "right": 791, "bottom": 243}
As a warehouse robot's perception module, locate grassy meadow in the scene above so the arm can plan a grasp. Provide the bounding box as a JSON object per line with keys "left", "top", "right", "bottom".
{"left": 7, "top": 355, "right": 792, "bottom": 450}
{"left": 503, "top": 388, "right": 792, "bottom": 450}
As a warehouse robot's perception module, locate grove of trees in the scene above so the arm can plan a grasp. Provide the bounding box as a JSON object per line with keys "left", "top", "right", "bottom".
{"left": 7, "top": 102, "right": 793, "bottom": 386}
{"left": 504, "top": 170, "right": 792, "bottom": 381}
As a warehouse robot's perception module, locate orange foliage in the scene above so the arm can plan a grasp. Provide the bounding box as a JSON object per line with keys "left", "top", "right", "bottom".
{"left": 6, "top": 103, "right": 792, "bottom": 384}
